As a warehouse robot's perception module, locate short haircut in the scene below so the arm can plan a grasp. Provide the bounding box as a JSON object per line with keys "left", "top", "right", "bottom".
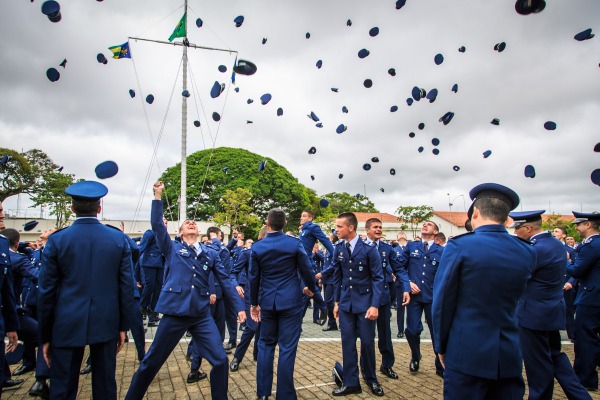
{"left": 426, "top": 220, "right": 440, "bottom": 231}
{"left": 267, "top": 208, "right": 287, "bottom": 231}
{"left": 302, "top": 210, "right": 315, "bottom": 219}
{"left": 206, "top": 226, "right": 221, "bottom": 237}
{"left": 434, "top": 232, "right": 446, "bottom": 242}
{"left": 337, "top": 212, "right": 358, "bottom": 231}
{"left": 330, "top": 233, "right": 339, "bottom": 243}
{"left": 365, "top": 218, "right": 382, "bottom": 229}
{"left": 258, "top": 226, "right": 269, "bottom": 240}
{"left": 0, "top": 228, "right": 19, "bottom": 248}
{"left": 555, "top": 227, "right": 567, "bottom": 235}
{"left": 530, "top": 220, "right": 543, "bottom": 229}
{"left": 72, "top": 199, "right": 100, "bottom": 217}
{"left": 473, "top": 197, "right": 510, "bottom": 224}
{"left": 590, "top": 221, "right": 600, "bottom": 231}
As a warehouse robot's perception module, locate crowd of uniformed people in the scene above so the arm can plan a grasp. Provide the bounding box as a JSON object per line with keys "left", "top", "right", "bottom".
{"left": 0, "top": 179, "right": 598, "bottom": 400}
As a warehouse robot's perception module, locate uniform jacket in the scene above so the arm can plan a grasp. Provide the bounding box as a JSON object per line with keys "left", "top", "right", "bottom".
{"left": 398, "top": 240, "right": 444, "bottom": 303}
{"left": 39, "top": 218, "right": 134, "bottom": 346}
{"left": 0, "top": 235, "right": 19, "bottom": 333}
{"left": 249, "top": 231, "right": 316, "bottom": 311}
{"left": 365, "top": 240, "right": 411, "bottom": 306}
{"left": 230, "top": 248, "right": 250, "bottom": 287}
{"left": 517, "top": 231, "right": 566, "bottom": 331}
{"left": 138, "top": 229, "right": 165, "bottom": 268}
{"left": 332, "top": 238, "right": 384, "bottom": 314}
{"left": 206, "top": 237, "right": 232, "bottom": 299}
{"left": 150, "top": 200, "right": 243, "bottom": 317}
{"left": 8, "top": 250, "right": 39, "bottom": 305}
{"left": 432, "top": 224, "right": 535, "bottom": 380}
{"left": 567, "top": 234, "right": 600, "bottom": 307}
{"left": 299, "top": 221, "right": 334, "bottom": 260}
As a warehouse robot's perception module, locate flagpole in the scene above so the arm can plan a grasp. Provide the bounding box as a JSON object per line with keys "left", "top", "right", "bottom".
{"left": 180, "top": 0, "right": 188, "bottom": 223}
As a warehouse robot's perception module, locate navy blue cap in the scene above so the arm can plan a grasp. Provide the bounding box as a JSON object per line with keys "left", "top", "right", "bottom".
{"left": 409, "top": 132, "right": 416, "bottom": 138}
{"left": 306, "top": 32, "right": 311, "bottom": 39}
{"left": 483, "top": 150, "right": 492, "bottom": 158}
{"left": 319, "top": 199, "right": 329, "bottom": 207}
{"left": 396, "top": 0, "right": 406, "bottom": 9}
{"left": 358, "top": 49, "right": 370, "bottom": 59}
{"left": 406, "top": 98, "right": 414, "bottom": 106}
{"left": 234, "top": 87, "right": 239, "bottom": 92}
{"left": 574, "top": 28, "right": 594, "bottom": 41}
{"left": 315, "top": 122, "right": 323, "bottom": 128}
{"left": 458, "top": 46, "right": 466, "bottom": 53}
{"left": 439, "top": 111, "right": 454, "bottom": 125}
{"left": 594, "top": 143, "right": 600, "bottom": 152}
{"left": 544, "top": 121, "right": 556, "bottom": 130}
{"left": 347, "top": 19, "right": 352, "bottom": 26}
{"left": 338, "top": 173, "right": 344, "bottom": 179}
{"left": 491, "top": 118, "right": 500, "bottom": 125}
{"left": 342, "top": 106, "right": 348, "bottom": 113}
{"left": 193, "top": 120, "right": 200, "bottom": 127}
{"left": 432, "top": 138, "right": 440, "bottom": 146}
{"left": 211, "top": 81, "right": 224, "bottom": 98}
{"left": 508, "top": 210, "right": 545, "bottom": 228}
{"left": 65, "top": 181, "right": 108, "bottom": 201}
{"left": 469, "top": 182, "right": 520, "bottom": 211}
{"left": 524, "top": 165, "right": 536, "bottom": 178}
{"left": 46, "top": 68, "right": 60, "bottom": 82}
{"left": 331, "top": 88, "right": 339, "bottom": 92}
{"left": 247, "top": 99, "right": 254, "bottom": 104}
{"left": 41, "top": 1, "right": 61, "bottom": 22}
{"left": 95, "top": 160, "right": 119, "bottom": 179}
{"left": 363, "top": 163, "right": 371, "bottom": 171}
{"left": 260, "top": 94, "right": 272, "bottom": 105}
{"left": 355, "top": 194, "right": 360, "bottom": 199}
{"left": 212, "top": 112, "right": 220, "bottom": 121}
{"left": 233, "top": 15, "right": 244, "bottom": 27}
{"left": 218, "top": 65, "right": 227, "bottom": 73}
{"left": 258, "top": 160, "right": 267, "bottom": 172}
{"left": 222, "top": 167, "right": 229, "bottom": 172}
{"left": 310, "top": 175, "right": 315, "bottom": 180}
{"left": 308, "top": 146, "right": 316, "bottom": 154}
{"left": 369, "top": 27, "right": 379, "bottom": 37}
{"left": 196, "top": 18, "right": 203, "bottom": 28}
{"left": 418, "top": 146, "right": 424, "bottom": 153}
{"left": 129, "top": 89, "right": 135, "bottom": 98}
{"left": 426, "top": 88, "right": 438, "bottom": 102}
{"left": 515, "top": 0, "right": 546, "bottom": 15}
{"left": 432, "top": 148, "right": 440, "bottom": 155}
{"left": 388, "top": 68, "right": 396, "bottom": 76}
{"left": 308, "top": 112, "right": 320, "bottom": 122}
{"left": 390, "top": 105, "right": 398, "bottom": 112}
{"left": 246, "top": 120, "right": 253, "bottom": 124}
{"left": 59, "top": 58, "right": 67, "bottom": 68}
{"left": 494, "top": 42, "right": 507, "bottom": 52}
{"left": 453, "top": 165, "right": 460, "bottom": 171}
{"left": 452, "top": 83, "right": 458, "bottom": 93}
{"left": 96, "top": 53, "right": 108, "bottom": 64}
{"left": 146, "top": 94, "right": 154, "bottom": 104}
{"left": 233, "top": 59, "right": 257, "bottom": 76}
{"left": 572, "top": 211, "right": 600, "bottom": 224}
{"left": 411, "top": 86, "right": 422, "bottom": 101}
{"left": 371, "top": 157, "right": 379, "bottom": 163}
{"left": 380, "top": 188, "right": 385, "bottom": 193}
{"left": 434, "top": 54, "right": 444, "bottom": 65}
{"left": 182, "top": 90, "right": 190, "bottom": 98}
{"left": 418, "top": 122, "right": 425, "bottom": 130}
{"left": 592, "top": 169, "right": 600, "bottom": 186}
{"left": 0, "top": 155, "right": 10, "bottom": 166}
{"left": 277, "top": 107, "right": 283, "bottom": 116}
{"left": 336, "top": 124, "right": 347, "bottom": 134}
{"left": 57, "top": 166, "right": 63, "bottom": 173}
{"left": 316, "top": 60, "right": 323, "bottom": 69}
{"left": 390, "top": 168, "right": 396, "bottom": 175}
{"left": 23, "top": 221, "right": 39, "bottom": 232}
{"left": 262, "top": 38, "right": 267, "bottom": 45}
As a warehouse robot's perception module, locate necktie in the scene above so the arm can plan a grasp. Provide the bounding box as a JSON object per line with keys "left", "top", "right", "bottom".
{"left": 423, "top": 241, "right": 429, "bottom": 252}
{"left": 346, "top": 241, "right": 352, "bottom": 255}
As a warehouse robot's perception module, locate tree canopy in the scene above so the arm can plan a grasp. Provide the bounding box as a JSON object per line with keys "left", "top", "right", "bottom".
{"left": 395, "top": 205, "right": 434, "bottom": 239}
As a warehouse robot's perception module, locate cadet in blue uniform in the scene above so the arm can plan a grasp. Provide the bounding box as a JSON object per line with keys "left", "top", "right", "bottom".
{"left": 332, "top": 212, "right": 384, "bottom": 397}
{"left": 0, "top": 201, "right": 20, "bottom": 394}
{"left": 398, "top": 221, "right": 444, "bottom": 376}
{"left": 361, "top": 218, "right": 410, "bottom": 381}
{"left": 249, "top": 209, "right": 316, "bottom": 400}
{"left": 566, "top": 212, "right": 600, "bottom": 391}
{"left": 138, "top": 220, "right": 166, "bottom": 326}
{"left": 433, "top": 183, "right": 535, "bottom": 400}
{"left": 394, "top": 232, "right": 409, "bottom": 338}
{"left": 318, "top": 233, "right": 338, "bottom": 331}
{"left": 38, "top": 181, "right": 135, "bottom": 400}
{"left": 510, "top": 210, "right": 591, "bottom": 400}
{"left": 126, "top": 182, "right": 245, "bottom": 400}
{"left": 299, "top": 210, "right": 334, "bottom": 325}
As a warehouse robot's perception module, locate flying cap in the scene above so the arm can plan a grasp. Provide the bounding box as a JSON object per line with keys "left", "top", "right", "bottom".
{"left": 277, "top": 107, "right": 283, "bottom": 116}
{"left": 0, "top": 155, "right": 10, "bottom": 166}
{"left": 262, "top": 38, "right": 267, "bottom": 45}
{"left": 358, "top": 49, "right": 370, "bottom": 59}
{"left": 452, "top": 83, "right": 458, "bottom": 93}
{"left": 316, "top": 60, "right": 323, "bottom": 69}
{"left": 182, "top": 90, "right": 190, "bottom": 98}
{"left": 146, "top": 94, "right": 154, "bottom": 104}
{"left": 23, "top": 221, "right": 39, "bottom": 232}
{"left": 363, "top": 163, "right": 371, "bottom": 171}
{"left": 388, "top": 68, "right": 396, "bottom": 76}
{"left": 396, "top": 0, "right": 407, "bottom": 9}
{"left": 434, "top": 54, "right": 444, "bottom": 65}
{"left": 418, "top": 147, "right": 424, "bottom": 153}
{"left": 390, "top": 168, "right": 396, "bottom": 175}
{"left": 515, "top": 0, "right": 546, "bottom": 15}
{"left": 439, "top": 111, "right": 454, "bottom": 125}
{"left": 409, "top": 132, "right": 416, "bottom": 138}
{"left": 65, "top": 181, "right": 108, "bottom": 201}
{"left": 364, "top": 77, "right": 373, "bottom": 87}
{"left": 574, "top": 28, "right": 594, "bottom": 41}
{"left": 369, "top": 27, "right": 379, "bottom": 37}
{"left": 406, "top": 98, "right": 414, "bottom": 106}
{"left": 218, "top": 65, "right": 227, "bottom": 73}
{"left": 95, "top": 160, "right": 119, "bottom": 179}
{"left": 371, "top": 157, "right": 379, "bottom": 163}
{"left": 453, "top": 165, "right": 460, "bottom": 171}
{"left": 212, "top": 112, "right": 221, "bottom": 121}
{"left": 233, "top": 15, "right": 244, "bottom": 27}
{"left": 390, "top": 105, "right": 398, "bottom": 112}
{"left": 247, "top": 99, "right": 254, "bottom": 104}
{"left": 458, "top": 46, "right": 466, "bottom": 53}
{"left": 347, "top": 19, "right": 352, "bottom": 26}
{"left": 342, "top": 106, "right": 348, "bottom": 113}
{"left": 196, "top": 18, "right": 203, "bottom": 28}
{"left": 524, "top": 165, "right": 536, "bottom": 178}
{"left": 258, "top": 160, "right": 267, "bottom": 172}
{"left": 308, "top": 111, "right": 319, "bottom": 122}
{"left": 432, "top": 148, "right": 440, "bottom": 155}
{"left": 432, "top": 138, "right": 440, "bottom": 146}
{"left": 308, "top": 146, "right": 316, "bottom": 154}
{"left": 129, "top": 89, "right": 135, "bottom": 98}
{"left": 331, "top": 88, "right": 339, "bottom": 92}
{"left": 193, "top": 120, "right": 200, "bottom": 127}
{"left": 210, "top": 81, "right": 223, "bottom": 98}
{"left": 306, "top": 32, "right": 311, "bottom": 39}
{"left": 483, "top": 150, "right": 492, "bottom": 158}
{"left": 233, "top": 59, "right": 257, "bottom": 75}
{"left": 336, "top": 124, "right": 347, "bottom": 134}
{"left": 418, "top": 123, "right": 425, "bottom": 130}
{"left": 260, "top": 93, "right": 272, "bottom": 105}
{"left": 59, "top": 59, "right": 67, "bottom": 68}
{"left": 338, "top": 174, "right": 343, "bottom": 179}
{"left": 572, "top": 211, "right": 600, "bottom": 224}
{"left": 319, "top": 199, "right": 329, "bottom": 207}
{"left": 426, "top": 88, "right": 438, "bottom": 102}
{"left": 508, "top": 210, "right": 545, "bottom": 228}
{"left": 315, "top": 122, "right": 323, "bottom": 128}
{"left": 544, "top": 121, "right": 556, "bottom": 130}
{"left": 594, "top": 143, "right": 600, "bottom": 152}
{"left": 310, "top": 175, "right": 315, "bottom": 180}
{"left": 592, "top": 169, "right": 600, "bottom": 186}
{"left": 96, "top": 53, "right": 108, "bottom": 64}
{"left": 469, "top": 182, "right": 520, "bottom": 211}
{"left": 41, "top": 1, "right": 61, "bottom": 22}
{"left": 46, "top": 68, "right": 60, "bottom": 82}
{"left": 491, "top": 118, "right": 500, "bottom": 125}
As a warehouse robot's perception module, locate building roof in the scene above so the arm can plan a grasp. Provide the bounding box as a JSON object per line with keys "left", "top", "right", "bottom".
{"left": 432, "top": 211, "right": 468, "bottom": 227}
{"left": 353, "top": 212, "right": 400, "bottom": 223}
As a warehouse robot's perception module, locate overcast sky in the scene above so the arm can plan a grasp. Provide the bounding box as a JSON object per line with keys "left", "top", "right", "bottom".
{"left": 1, "top": 0, "right": 598, "bottom": 223}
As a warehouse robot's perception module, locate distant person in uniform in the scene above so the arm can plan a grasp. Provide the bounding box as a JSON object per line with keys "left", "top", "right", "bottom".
{"left": 395, "top": 232, "right": 409, "bottom": 338}
{"left": 566, "top": 212, "right": 600, "bottom": 392}
{"left": 249, "top": 208, "right": 316, "bottom": 400}
{"left": 510, "top": 210, "right": 591, "bottom": 400}
{"left": 138, "top": 218, "right": 167, "bottom": 327}
{"left": 434, "top": 232, "right": 446, "bottom": 247}
{"left": 318, "top": 233, "right": 339, "bottom": 331}
{"left": 432, "top": 183, "right": 535, "bottom": 400}
{"left": 38, "top": 181, "right": 135, "bottom": 400}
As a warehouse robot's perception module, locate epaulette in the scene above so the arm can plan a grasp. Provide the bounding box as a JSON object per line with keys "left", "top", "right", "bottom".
{"left": 449, "top": 231, "right": 474, "bottom": 240}
{"left": 105, "top": 224, "right": 122, "bottom": 232}
{"left": 49, "top": 226, "right": 68, "bottom": 235}
{"left": 584, "top": 236, "right": 595, "bottom": 244}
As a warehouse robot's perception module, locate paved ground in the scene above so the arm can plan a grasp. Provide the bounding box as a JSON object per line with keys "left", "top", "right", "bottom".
{"left": 3, "top": 308, "right": 598, "bottom": 399}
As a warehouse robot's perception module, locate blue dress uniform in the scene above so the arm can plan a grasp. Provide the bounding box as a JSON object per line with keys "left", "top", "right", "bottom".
{"left": 138, "top": 229, "right": 165, "bottom": 321}
{"left": 432, "top": 225, "right": 535, "bottom": 399}
{"left": 126, "top": 200, "right": 244, "bottom": 400}
{"left": 0, "top": 235, "right": 20, "bottom": 393}
{"left": 394, "top": 243, "right": 408, "bottom": 335}
{"left": 563, "top": 245, "right": 577, "bottom": 340}
{"left": 566, "top": 212, "right": 600, "bottom": 391}
{"left": 398, "top": 239, "right": 444, "bottom": 374}
{"left": 321, "top": 247, "right": 337, "bottom": 330}
{"left": 332, "top": 237, "right": 383, "bottom": 388}
{"left": 249, "top": 231, "right": 316, "bottom": 399}
{"left": 39, "top": 181, "right": 135, "bottom": 400}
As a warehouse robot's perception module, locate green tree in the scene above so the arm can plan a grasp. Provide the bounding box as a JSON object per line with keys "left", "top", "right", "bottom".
{"left": 321, "top": 192, "right": 378, "bottom": 215}
{"left": 29, "top": 172, "right": 77, "bottom": 228}
{"left": 0, "top": 148, "right": 35, "bottom": 201}
{"left": 213, "top": 188, "right": 261, "bottom": 239}
{"left": 542, "top": 213, "right": 582, "bottom": 242}
{"left": 395, "top": 205, "right": 434, "bottom": 239}
{"left": 159, "top": 147, "right": 312, "bottom": 227}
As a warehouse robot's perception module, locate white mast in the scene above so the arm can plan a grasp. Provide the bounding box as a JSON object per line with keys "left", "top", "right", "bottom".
{"left": 180, "top": 0, "right": 188, "bottom": 222}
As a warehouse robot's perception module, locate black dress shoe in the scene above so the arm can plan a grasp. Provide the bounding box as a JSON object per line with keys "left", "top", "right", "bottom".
{"left": 313, "top": 320, "right": 320, "bottom": 325}
{"left": 319, "top": 316, "right": 327, "bottom": 325}
{"left": 12, "top": 364, "right": 35, "bottom": 376}
{"left": 257, "top": 396, "right": 269, "bottom": 400}
{"left": 397, "top": 332, "right": 404, "bottom": 338}
{"left": 186, "top": 370, "right": 207, "bottom": 383}
{"left": 436, "top": 370, "right": 445, "bottom": 378}
{"left": 367, "top": 382, "right": 384, "bottom": 397}
{"left": 332, "top": 385, "right": 362, "bottom": 396}
{"left": 323, "top": 325, "right": 338, "bottom": 331}
{"left": 147, "top": 321, "right": 158, "bottom": 327}
{"left": 28, "top": 380, "right": 50, "bottom": 399}
{"left": 225, "top": 349, "right": 232, "bottom": 355}
{"left": 3, "top": 378, "right": 24, "bottom": 388}
{"left": 409, "top": 359, "right": 419, "bottom": 373}
{"left": 380, "top": 366, "right": 398, "bottom": 379}
{"left": 80, "top": 365, "right": 92, "bottom": 375}
{"left": 224, "top": 342, "right": 236, "bottom": 351}
{"left": 230, "top": 357, "right": 240, "bottom": 372}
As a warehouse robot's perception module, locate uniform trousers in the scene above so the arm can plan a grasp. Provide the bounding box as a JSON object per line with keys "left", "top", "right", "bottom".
{"left": 339, "top": 308, "right": 377, "bottom": 387}
{"left": 573, "top": 304, "right": 600, "bottom": 389}
{"left": 126, "top": 314, "right": 229, "bottom": 400}
{"left": 443, "top": 367, "right": 525, "bottom": 400}
{"left": 233, "top": 289, "right": 260, "bottom": 363}
{"left": 322, "top": 283, "right": 337, "bottom": 328}
{"left": 405, "top": 300, "right": 443, "bottom": 373}
{"left": 139, "top": 267, "right": 163, "bottom": 313}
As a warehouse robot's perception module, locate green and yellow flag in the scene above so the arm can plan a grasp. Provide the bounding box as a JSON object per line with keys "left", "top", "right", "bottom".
{"left": 108, "top": 41, "right": 131, "bottom": 59}
{"left": 168, "top": 13, "right": 187, "bottom": 42}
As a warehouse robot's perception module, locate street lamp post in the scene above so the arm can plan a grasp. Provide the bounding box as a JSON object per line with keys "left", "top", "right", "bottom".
{"left": 447, "top": 193, "right": 464, "bottom": 236}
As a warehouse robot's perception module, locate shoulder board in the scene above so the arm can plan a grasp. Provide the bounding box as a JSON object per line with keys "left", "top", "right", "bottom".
{"left": 104, "top": 224, "right": 122, "bottom": 232}
{"left": 50, "top": 226, "right": 68, "bottom": 235}
{"left": 583, "top": 236, "right": 596, "bottom": 244}
{"left": 449, "top": 231, "right": 474, "bottom": 240}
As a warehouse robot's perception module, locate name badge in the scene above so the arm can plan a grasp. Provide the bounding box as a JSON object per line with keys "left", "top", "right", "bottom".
{"left": 203, "top": 265, "right": 208, "bottom": 270}
{"left": 179, "top": 248, "right": 189, "bottom": 255}
{"left": 358, "top": 266, "right": 363, "bottom": 272}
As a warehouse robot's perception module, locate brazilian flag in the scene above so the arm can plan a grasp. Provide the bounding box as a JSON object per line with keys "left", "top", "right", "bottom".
{"left": 108, "top": 42, "right": 131, "bottom": 59}
{"left": 169, "top": 13, "right": 187, "bottom": 42}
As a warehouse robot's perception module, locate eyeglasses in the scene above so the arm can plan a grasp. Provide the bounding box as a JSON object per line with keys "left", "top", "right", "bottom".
{"left": 514, "top": 225, "right": 531, "bottom": 230}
